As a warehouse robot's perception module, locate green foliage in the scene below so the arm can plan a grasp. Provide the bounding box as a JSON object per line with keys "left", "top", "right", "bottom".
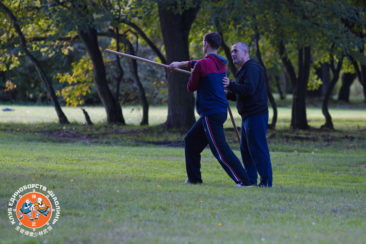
{"left": 307, "top": 74, "right": 323, "bottom": 91}
{"left": 0, "top": 53, "right": 20, "bottom": 72}
{"left": 342, "top": 58, "right": 356, "bottom": 73}
{"left": 56, "top": 57, "right": 93, "bottom": 107}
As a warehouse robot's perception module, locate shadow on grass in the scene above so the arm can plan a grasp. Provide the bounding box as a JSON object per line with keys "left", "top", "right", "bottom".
{"left": 0, "top": 122, "right": 365, "bottom": 152}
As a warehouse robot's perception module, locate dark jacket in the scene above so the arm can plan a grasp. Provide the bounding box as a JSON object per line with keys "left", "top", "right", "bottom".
{"left": 227, "top": 59, "right": 268, "bottom": 119}
{"left": 187, "top": 54, "right": 228, "bottom": 116}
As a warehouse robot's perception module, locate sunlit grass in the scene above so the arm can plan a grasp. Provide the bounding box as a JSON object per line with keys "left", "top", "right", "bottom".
{"left": 0, "top": 105, "right": 168, "bottom": 125}
{"left": 1, "top": 104, "right": 365, "bottom": 130}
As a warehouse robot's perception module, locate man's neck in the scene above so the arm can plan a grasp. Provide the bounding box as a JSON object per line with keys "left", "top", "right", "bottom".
{"left": 238, "top": 58, "right": 250, "bottom": 68}
{"left": 205, "top": 48, "right": 217, "bottom": 56}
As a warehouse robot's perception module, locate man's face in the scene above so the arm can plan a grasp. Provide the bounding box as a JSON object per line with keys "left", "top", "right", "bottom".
{"left": 231, "top": 44, "right": 247, "bottom": 65}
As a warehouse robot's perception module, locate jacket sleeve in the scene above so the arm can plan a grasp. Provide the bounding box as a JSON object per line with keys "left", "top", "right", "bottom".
{"left": 227, "top": 65, "right": 260, "bottom": 97}
{"left": 187, "top": 60, "right": 199, "bottom": 69}
{"left": 187, "top": 61, "right": 202, "bottom": 92}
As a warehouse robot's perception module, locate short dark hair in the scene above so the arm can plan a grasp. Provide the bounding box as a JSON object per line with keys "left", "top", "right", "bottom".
{"left": 204, "top": 32, "right": 222, "bottom": 50}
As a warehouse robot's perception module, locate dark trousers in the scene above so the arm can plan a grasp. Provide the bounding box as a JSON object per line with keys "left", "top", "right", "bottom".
{"left": 240, "top": 113, "right": 273, "bottom": 186}
{"left": 185, "top": 112, "right": 250, "bottom": 185}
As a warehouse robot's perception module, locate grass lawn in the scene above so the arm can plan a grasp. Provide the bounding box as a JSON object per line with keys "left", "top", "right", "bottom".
{"left": 0, "top": 105, "right": 365, "bottom": 243}
{"left": 1, "top": 104, "right": 366, "bottom": 130}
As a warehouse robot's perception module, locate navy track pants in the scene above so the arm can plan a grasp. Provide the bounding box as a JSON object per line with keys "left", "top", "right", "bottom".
{"left": 240, "top": 113, "right": 273, "bottom": 186}
{"left": 184, "top": 112, "right": 250, "bottom": 185}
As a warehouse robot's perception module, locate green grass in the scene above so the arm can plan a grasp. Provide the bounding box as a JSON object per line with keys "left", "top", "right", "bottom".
{"left": 0, "top": 105, "right": 168, "bottom": 125}
{"left": 1, "top": 104, "right": 366, "bottom": 130}
{"left": 0, "top": 132, "right": 365, "bottom": 243}
{"left": 0, "top": 105, "right": 365, "bottom": 243}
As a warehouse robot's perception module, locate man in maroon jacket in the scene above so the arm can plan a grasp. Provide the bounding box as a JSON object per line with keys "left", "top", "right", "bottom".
{"left": 169, "top": 33, "right": 251, "bottom": 187}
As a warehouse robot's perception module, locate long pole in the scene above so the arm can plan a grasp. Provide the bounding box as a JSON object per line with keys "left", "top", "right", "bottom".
{"left": 105, "top": 49, "right": 190, "bottom": 75}
{"left": 227, "top": 105, "right": 241, "bottom": 142}
{"left": 104, "top": 49, "right": 241, "bottom": 143}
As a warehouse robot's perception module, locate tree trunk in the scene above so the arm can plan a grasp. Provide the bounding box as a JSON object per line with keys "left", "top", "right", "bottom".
{"left": 361, "top": 81, "right": 366, "bottom": 102}
{"left": 114, "top": 44, "right": 123, "bottom": 103}
{"left": 321, "top": 89, "right": 334, "bottom": 129}
{"left": 158, "top": 2, "right": 200, "bottom": 130}
{"left": 275, "top": 75, "right": 285, "bottom": 100}
{"left": 320, "top": 63, "right": 331, "bottom": 97}
{"left": 279, "top": 71, "right": 287, "bottom": 99}
{"left": 218, "top": 32, "right": 237, "bottom": 75}
{"left": 214, "top": 19, "right": 237, "bottom": 75}
{"left": 254, "top": 32, "right": 277, "bottom": 129}
{"left": 291, "top": 83, "right": 309, "bottom": 129}
{"left": 279, "top": 42, "right": 310, "bottom": 129}
{"left": 310, "top": 63, "right": 330, "bottom": 98}
{"left": 78, "top": 27, "right": 124, "bottom": 124}
{"left": 349, "top": 51, "right": 366, "bottom": 103}
{"left": 112, "top": 28, "right": 126, "bottom": 125}
{"left": 321, "top": 58, "right": 343, "bottom": 129}
{"left": 124, "top": 39, "right": 149, "bottom": 125}
{"left": 0, "top": 71, "right": 5, "bottom": 85}
{"left": 0, "top": 2, "right": 69, "bottom": 124}
{"left": 101, "top": 30, "right": 149, "bottom": 125}
{"left": 267, "top": 82, "right": 278, "bottom": 130}
{"left": 353, "top": 62, "right": 366, "bottom": 103}
{"left": 81, "top": 108, "right": 93, "bottom": 125}
{"left": 291, "top": 47, "right": 311, "bottom": 129}
{"left": 361, "top": 65, "right": 366, "bottom": 103}
{"left": 338, "top": 73, "right": 356, "bottom": 102}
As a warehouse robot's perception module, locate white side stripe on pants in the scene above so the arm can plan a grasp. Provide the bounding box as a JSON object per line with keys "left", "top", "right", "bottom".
{"left": 204, "top": 116, "right": 240, "bottom": 182}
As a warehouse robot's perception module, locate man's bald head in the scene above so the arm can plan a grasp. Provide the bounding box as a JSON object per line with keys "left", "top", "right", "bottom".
{"left": 235, "top": 42, "right": 250, "bottom": 54}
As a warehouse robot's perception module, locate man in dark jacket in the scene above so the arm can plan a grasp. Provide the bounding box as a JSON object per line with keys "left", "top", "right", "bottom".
{"left": 169, "top": 33, "right": 251, "bottom": 187}
{"left": 223, "top": 42, "right": 273, "bottom": 187}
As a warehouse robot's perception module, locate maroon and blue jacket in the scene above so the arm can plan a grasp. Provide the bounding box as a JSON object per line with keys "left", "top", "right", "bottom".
{"left": 187, "top": 54, "right": 228, "bottom": 116}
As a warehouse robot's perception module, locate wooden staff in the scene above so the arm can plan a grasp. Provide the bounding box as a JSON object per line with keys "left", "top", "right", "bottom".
{"left": 105, "top": 49, "right": 191, "bottom": 75}
{"left": 104, "top": 49, "right": 241, "bottom": 143}
{"left": 227, "top": 104, "right": 241, "bottom": 142}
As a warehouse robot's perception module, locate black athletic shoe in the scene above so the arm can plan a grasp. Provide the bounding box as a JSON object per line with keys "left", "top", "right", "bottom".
{"left": 184, "top": 179, "right": 202, "bottom": 184}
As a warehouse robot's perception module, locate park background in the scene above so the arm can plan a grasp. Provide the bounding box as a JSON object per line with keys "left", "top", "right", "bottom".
{"left": 0, "top": 0, "right": 365, "bottom": 243}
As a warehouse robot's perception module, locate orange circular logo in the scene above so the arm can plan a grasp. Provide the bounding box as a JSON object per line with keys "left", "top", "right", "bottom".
{"left": 16, "top": 192, "right": 52, "bottom": 229}
{"left": 8, "top": 184, "right": 61, "bottom": 237}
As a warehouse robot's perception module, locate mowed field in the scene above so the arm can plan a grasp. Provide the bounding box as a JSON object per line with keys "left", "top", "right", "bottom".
{"left": 0, "top": 104, "right": 366, "bottom": 129}
{"left": 0, "top": 105, "right": 365, "bottom": 243}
